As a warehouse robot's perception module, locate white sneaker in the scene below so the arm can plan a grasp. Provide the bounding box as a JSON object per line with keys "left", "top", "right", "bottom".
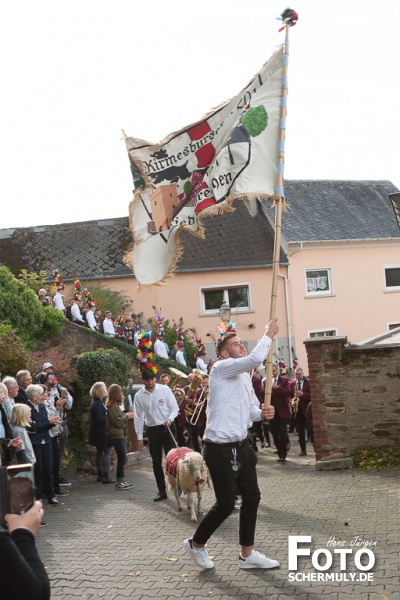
{"left": 238, "top": 550, "right": 280, "bottom": 569}
{"left": 234, "top": 495, "right": 242, "bottom": 509}
{"left": 115, "top": 482, "right": 130, "bottom": 490}
{"left": 183, "top": 538, "right": 214, "bottom": 569}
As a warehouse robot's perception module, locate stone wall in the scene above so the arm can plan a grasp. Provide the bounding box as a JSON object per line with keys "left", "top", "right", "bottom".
{"left": 305, "top": 336, "right": 400, "bottom": 460}
{"left": 37, "top": 320, "right": 142, "bottom": 381}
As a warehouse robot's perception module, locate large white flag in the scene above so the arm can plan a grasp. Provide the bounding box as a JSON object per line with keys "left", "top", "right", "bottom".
{"left": 125, "top": 45, "right": 284, "bottom": 286}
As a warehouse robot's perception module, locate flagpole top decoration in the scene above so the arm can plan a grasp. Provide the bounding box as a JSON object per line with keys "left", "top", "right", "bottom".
{"left": 278, "top": 8, "right": 298, "bottom": 32}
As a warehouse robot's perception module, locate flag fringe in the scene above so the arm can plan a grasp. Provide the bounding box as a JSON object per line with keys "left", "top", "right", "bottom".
{"left": 125, "top": 191, "right": 281, "bottom": 288}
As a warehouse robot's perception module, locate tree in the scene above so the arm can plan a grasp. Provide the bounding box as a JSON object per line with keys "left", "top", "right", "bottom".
{"left": 0, "top": 266, "right": 64, "bottom": 347}
{"left": 0, "top": 323, "right": 28, "bottom": 377}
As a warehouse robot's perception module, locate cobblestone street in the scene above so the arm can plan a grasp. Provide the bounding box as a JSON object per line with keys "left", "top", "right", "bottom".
{"left": 37, "top": 438, "right": 400, "bottom": 600}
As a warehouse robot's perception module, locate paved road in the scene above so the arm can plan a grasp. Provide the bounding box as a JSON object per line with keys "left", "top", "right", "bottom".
{"left": 37, "top": 437, "right": 400, "bottom": 600}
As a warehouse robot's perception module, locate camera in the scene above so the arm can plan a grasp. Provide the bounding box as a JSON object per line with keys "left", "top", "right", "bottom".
{"left": 0, "top": 463, "right": 36, "bottom": 525}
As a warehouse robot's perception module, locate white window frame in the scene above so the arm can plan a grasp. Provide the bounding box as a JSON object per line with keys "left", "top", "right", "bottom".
{"left": 307, "top": 328, "right": 338, "bottom": 338}
{"left": 305, "top": 267, "right": 333, "bottom": 297}
{"left": 384, "top": 264, "right": 400, "bottom": 292}
{"left": 200, "top": 283, "right": 251, "bottom": 315}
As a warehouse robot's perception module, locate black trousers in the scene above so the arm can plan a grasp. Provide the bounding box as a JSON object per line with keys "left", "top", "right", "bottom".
{"left": 269, "top": 416, "right": 289, "bottom": 459}
{"left": 295, "top": 410, "right": 308, "bottom": 452}
{"left": 193, "top": 440, "right": 260, "bottom": 547}
{"left": 147, "top": 424, "right": 176, "bottom": 493}
{"left": 190, "top": 423, "right": 205, "bottom": 453}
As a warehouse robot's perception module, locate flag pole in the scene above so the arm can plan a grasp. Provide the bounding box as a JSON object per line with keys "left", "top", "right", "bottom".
{"left": 264, "top": 10, "right": 296, "bottom": 408}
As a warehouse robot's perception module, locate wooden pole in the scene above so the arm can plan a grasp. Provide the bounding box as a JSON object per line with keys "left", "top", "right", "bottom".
{"left": 264, "top": 23, "right": 290, "bottom": 407}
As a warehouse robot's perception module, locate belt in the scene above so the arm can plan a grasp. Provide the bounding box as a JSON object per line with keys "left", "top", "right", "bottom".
{"left": 204, "top": 438, "right": 248, "bottom": 448}
{"left": 147, "top": 424, "right": 167, "bottom": 430}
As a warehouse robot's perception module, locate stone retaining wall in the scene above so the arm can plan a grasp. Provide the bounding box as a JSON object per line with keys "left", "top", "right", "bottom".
{"left": 305, "top": 336, "right": 400, "bottom": 460}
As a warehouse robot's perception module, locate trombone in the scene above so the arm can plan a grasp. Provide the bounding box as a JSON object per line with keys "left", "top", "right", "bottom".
{"left": 190, "top": 386, "right": 208, "bottom": 426}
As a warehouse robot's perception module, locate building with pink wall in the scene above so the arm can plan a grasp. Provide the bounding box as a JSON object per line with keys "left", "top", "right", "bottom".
{"left": 1, "top": 180, "right": 399, "bottom": 376}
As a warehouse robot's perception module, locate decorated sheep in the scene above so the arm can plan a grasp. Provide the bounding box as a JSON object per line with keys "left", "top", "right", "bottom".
{"left": 165, "top": 447, "right": 212, "bottom": 523}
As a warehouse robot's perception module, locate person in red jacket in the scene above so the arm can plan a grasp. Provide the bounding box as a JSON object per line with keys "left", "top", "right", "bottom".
{"left": 289, "top": 367, "right": 311, "bottom": 456}
{"left": 269, "top": 363, "right": 291, "bottom": 463}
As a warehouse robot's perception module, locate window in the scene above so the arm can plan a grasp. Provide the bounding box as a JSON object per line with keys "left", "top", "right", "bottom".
{"left": 201, "top": 284, "right": 250, "bottom": 314}
{"left": 388, "top": 323, "right": 400, "bottom": 331}
{"left": 306, "top": 268, "right": 332, "bottom": 297}
{"left": 384, "top": 265, "right": 400, "bottom": 291}
{"left": 308, "top": 329, "right": 338, "bottom": 338}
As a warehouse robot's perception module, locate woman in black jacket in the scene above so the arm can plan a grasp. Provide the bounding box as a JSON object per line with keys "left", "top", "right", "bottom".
{"left": 88, "top": 382, "right": 114, "bottom": 484}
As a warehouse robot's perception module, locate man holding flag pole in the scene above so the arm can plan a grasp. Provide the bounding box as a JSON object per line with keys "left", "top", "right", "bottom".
{"left": 125, "top": 7, "right": 298, "bottom": 569}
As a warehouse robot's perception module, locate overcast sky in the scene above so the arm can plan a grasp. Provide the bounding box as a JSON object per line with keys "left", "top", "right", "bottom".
{"left": 1, "top": 0, "right": 399, "bottom": 229}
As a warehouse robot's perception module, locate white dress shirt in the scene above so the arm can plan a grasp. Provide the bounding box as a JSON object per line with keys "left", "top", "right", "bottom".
{"left": 133, "top": 383, "right": 179, "bottom": 441}
{"left": 203, "top": 335, "right": 272, "bottom": 443}
{"left": 103, "top": 318, "right": 115, "bottom": 336}
{"left": 71, "top": 303, "right": 84, "bottom": 323}
{"left": 53, "top": 293, "right": 65, "bottom": 311}
{"left": 175, "top": 349, "right": 186, "bottom": 366}
{"left": 86, "top": 310, "right": 97, "bottom": 330}
{"left": 154, "top": 338, "right": 169, "bottom": 359}
{"left": 196, "top": 356, "right": 208, "bottom": 372}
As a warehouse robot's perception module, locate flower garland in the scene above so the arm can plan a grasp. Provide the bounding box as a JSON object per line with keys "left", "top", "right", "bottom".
{"left": 52, "top": 269, "right": 65, "bottom": 291}
{"left": 195, "top": 336, "right": 206, "bottom": 357}
{"left": 74, "top": 279, "right": 82, "bottom": 301}
{"left": 137, "top": 331, "right": 158, "bottom": 377}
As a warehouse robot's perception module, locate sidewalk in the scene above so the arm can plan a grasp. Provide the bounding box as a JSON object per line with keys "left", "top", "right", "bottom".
{"left": 37, "top": 437, "right": 400, "bottom": 599}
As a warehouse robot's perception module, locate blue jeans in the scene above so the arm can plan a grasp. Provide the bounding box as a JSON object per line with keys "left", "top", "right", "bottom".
{"left": 193, "top": 439, "right": 260, "bottom": 547}
{"left": 111, "top": 438, "right": 127, "bottom": 480}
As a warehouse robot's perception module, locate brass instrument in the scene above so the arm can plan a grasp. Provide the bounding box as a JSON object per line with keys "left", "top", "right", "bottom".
{"left": 292, "top": 379, "right": 299, "bottom": 415}
{"left": 184, "top": 368, "right": 206, "bottom": 418}
{"left": 190, "top": 387, "right": 208, "bottom": 426}
{"left": 168, "top": 367, "right": 188, "bottom": 405}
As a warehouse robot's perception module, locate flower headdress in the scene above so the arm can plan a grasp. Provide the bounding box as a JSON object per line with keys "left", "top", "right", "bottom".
{"left": 195, "top": 336, "right": 206, "bottom": 357}
{"left": 292, "top": 355, "right": 299, "bottom": 371}
{"left": 156, "top": 314, "right": 165, "bottom": 337}
{"left": 52, "top": 269, "right": 65, "bottom": 291}
{"left": 115, "top": 314, "right": 125, "bottom": 326}
{"left": 278, "top": 356, "right": 287, "bottom": 375}
{"left": 137, "top": 331, "right": 158, "bottom": 378}
{"left": 74, "top": 279, "right": 82, "bottom": 301}
{"left": 176, "top": 326, "right": 185, "bottom": 348}
{"left": 82, "top": 287, "right": 95, "bottom": 308}
{"left": 217, "top": 321, "right": 237, "bottom": 337}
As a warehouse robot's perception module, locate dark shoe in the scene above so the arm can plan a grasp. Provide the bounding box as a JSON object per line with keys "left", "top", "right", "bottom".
{"left": 49, "top": 498, "right": 60, "bottom": 506}
{"left": 95, "top": 471, "right": 103, "bottom": 483}
{"left": 280, "top": 458, "right": 287, "bottom": 463}
{"left": 299, "top": 451, "right": 307, "bottom": 457}
{"left": 59, "top": 477, "right": 71, "bottom": 486}
{"left": 54, "top": 490, "right": 69, "bottom": 496}
{"left": 40, "top": 521, "right": 48, "bottom": 527}
{"left": 102, "top": 473, "right": 116, "bottom": 484}
{"left": 154, "top": 491, "right": 167, "bottom": 501}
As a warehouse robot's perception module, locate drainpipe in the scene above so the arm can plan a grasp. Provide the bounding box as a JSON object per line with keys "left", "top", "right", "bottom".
{"left": 278, "top": 243, "right": 304, "bottom": 373}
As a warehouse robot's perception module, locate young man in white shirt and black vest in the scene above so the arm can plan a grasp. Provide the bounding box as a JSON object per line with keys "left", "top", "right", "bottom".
{"left": 183, "top": 319, "right": 280, "bottom": 571}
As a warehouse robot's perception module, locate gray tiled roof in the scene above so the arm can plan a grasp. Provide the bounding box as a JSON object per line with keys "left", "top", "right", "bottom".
{"left": 261, "top": 180, "right": 400, "bottom": 242}
{"left": 177, "top": 199, "right": 286, "bottom": 271}
{"left": 0, "top": 218, "right": 134, "bottom": 280}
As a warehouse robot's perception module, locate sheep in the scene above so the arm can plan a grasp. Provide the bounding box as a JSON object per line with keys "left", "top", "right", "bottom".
{"left": 166, "top": 447, "right": 212, "bottom": 523}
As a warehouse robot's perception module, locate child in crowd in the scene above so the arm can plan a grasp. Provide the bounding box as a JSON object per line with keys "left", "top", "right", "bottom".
{"left": 10, "top": 404, "right": 36, "bottom": 465}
